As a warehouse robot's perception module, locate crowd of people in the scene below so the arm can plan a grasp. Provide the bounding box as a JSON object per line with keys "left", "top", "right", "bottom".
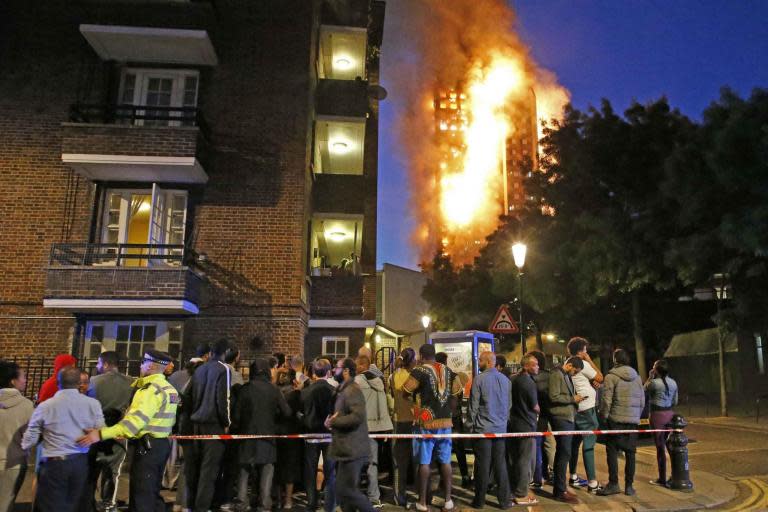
{"left": 0, "top": 335, "right": 679, "bottom": 512}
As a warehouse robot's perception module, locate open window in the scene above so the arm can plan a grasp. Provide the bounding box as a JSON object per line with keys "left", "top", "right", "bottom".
{"left": 99, "top": 184, "right": 187, "bottom": 266}
{"left": 317, "top": 26, "right": 367, "bottom": 80}
{"left": 118, "top": 68, "right": 199, "bottom": 126}
{"left": 310, "top": 214, "right": 363, "bottom": 276}
{"left": 314, "top": 117, "right": 366, "bottom": 175}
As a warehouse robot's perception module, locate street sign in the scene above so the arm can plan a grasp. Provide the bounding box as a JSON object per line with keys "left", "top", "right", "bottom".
{"left": 489, "top": 304, "right": 519, "bottom": 334}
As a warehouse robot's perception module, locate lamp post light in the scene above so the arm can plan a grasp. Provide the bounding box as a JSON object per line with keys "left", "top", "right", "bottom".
{"left": 713, "top": 274, "right": 729, "bottom": 417}
{"left": 422, "top": 315, "right": 431, "bottom": 344}
{"left": 512, "top": 242, "right": 527, "bottom": 355}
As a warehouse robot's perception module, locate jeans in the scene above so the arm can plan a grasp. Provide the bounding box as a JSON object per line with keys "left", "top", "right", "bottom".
{"left": 550, "top": 417, "right": 574, "bottom": 496}
{"left": 569, "top": 407, "right": 598, "bottom": 481}
{"left": 392, "top": 422, "right": 414, "bottom": 501}
{"left": 36, "top": 454, "right": 89, "bottom": 512}
{"left": 0, "top": 466, "right": 26, "bottom": 512}
{"left": 650, "top": 410, "right": 675, "bottom": 482}
{"left": 237, "top": 464, "right": 274, "bottom": 510}
{"left": 336, "top": 457, "right": 374, "bottom": 512}
{"left": 185, "top": 424, "right": 227, "bottom": 512}
{"left": 366, "top": 438, "right": 383, "bottom": 501}
{"left": 304, "top": 441, "right": 336, "bottom": 512}
{"left": 605, "top": 420, "right": 638, "bottom": 486}
{"left": 509, "top": 437, "right": 535, "bottom": 498}
{"left": 473, "top": 438, "right": 509, "bottom": 506}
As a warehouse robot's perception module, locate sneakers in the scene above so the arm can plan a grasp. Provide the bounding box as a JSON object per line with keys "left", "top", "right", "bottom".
{"left": 442, "top": 499, "right": 455, "bottom": 511}
{"left": 371, "top": 500, "right": 384, "bottom": 509}
{"left": 596, "top": 482, "right": 622, "bottom": 496}
{"left": 530, "top": 482, "right": 543, "bottom": 490}
{"left": 570, "top": 474, "right": 588, "bottom": 487}
{"left": 587, "top": 481, "right": 602, "bottom": 493}
{"left": 461, "top": 476, "right": 473, "bottom": 489}
{"left": 625, "top": 485, "right": 636, "bottom": 496}
{"left": 649, "top": 478, "right": 668, "bottom": 487}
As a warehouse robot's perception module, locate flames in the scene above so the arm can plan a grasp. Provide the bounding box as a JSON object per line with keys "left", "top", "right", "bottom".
{"left": 387, "top": 0, "right": 570, "bottom": 265}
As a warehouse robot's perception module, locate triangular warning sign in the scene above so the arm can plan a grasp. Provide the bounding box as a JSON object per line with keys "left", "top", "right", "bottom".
{"left": 489, "top": 304, "right": 519, "bottom": 334}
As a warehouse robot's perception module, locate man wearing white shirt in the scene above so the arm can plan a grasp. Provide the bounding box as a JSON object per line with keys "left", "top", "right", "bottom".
{"left": 566, "top": 337, "right": 603, "bottom": 492}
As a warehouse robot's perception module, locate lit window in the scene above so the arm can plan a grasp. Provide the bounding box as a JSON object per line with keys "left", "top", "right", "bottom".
{"left": 756, "top": 334, "right": 765, "bottom": 375}
{"left": 322, "top": 336, "right": 349, "bottom": 360}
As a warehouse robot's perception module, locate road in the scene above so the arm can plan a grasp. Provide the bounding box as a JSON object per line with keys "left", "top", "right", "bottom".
{"left": 659, "top": 420, "right": 768, "bottom": 510}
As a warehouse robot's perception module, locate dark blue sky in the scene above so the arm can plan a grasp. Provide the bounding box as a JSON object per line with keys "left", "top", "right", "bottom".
{"left": 377, "top": 0, "right": 768, "bottom": 270}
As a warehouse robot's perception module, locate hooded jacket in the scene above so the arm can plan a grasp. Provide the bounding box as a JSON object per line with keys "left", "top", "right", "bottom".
{"left": 600, "top": 365, "right": 645, "bottom": 424}
{"left": 355, "top": 371, "right": 393, "bottom": 433}
{"left": 329, "top": 379, "right": 369, "bottom": 461}
{"left": 0, "top": 388, "right": 34, "bottom": 469}
{"left": 37, "top": 354, "right": 77, "bottom": 404}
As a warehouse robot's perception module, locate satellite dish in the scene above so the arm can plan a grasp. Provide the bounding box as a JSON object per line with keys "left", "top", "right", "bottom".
{"left": 368, "top": 85, "right": 388, "bottom": 101}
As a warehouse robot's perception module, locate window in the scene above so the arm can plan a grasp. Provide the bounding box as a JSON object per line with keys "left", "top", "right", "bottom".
{"left": 118, "top": 68, "right": 199, "bottom": 126}
{"left": 98, "top": 185, "right": 187, "bottom": 266}
{"left": 310, "top": 214, "right": 363, "bottom": 275}
{"left": 322, "top": 336, "right": 349, "bottom": 360}
{"left": 756, "top": 333, "right": 765, "bottom": 375}
{"left": 84, "top": 321, "right": 184, "bottom": 376}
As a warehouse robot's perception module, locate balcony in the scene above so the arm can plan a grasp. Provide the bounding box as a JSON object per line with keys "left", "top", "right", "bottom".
{"left": 316, "top": 79, "right": 369, "bottom": 118}
{"left": 80, "top": 24, "right": 218, "bottom": 66}
{"left": 43, "top": 243, "right": 202, "bottom": 314}
{"left": 310, "top": 275, "right": 365, "bottom": 319}
{"left": 61, "top": 104, "right": 208, "bottom": 184}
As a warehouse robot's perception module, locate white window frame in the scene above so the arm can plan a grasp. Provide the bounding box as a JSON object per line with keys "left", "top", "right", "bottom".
{"left": 99, "top": 186, "right": 188, "bottom": 266}
{"left": 321, "top": 336, "right": 349, "bottom": 360}
{"left": 118, "top": 68, "right": 200, "bottom": 126}
{"left": 84, "top": 320, "right": 184, "bottom": 375}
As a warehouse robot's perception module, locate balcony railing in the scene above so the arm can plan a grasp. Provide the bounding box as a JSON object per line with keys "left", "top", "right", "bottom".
{"left": 69, "top": 103, "right": 208, "bottom": 134}
{"left": 49, "top": 243, "right": 187, "bottom": 267}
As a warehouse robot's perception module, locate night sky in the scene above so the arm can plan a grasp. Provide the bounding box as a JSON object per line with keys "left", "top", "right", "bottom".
{"left": 376, "top": 0, "right": 768, "bottom": 270}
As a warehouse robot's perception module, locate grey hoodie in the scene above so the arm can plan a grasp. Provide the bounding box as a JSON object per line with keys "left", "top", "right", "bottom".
{"left": 600, "top": 365, "right": 645, "bottom": 425}
{"left": 355, "top": 371, "right": 393, "bottom": 433}
{"left": 0, "top": 388, "right": 34, "bottom": 469}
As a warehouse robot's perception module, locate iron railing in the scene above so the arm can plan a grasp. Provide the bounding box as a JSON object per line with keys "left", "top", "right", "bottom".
{"left": 49, "top": 243, "right": 186, "bottom": 267}
{"left": 69, "top": 103, "right": 209, "bottom": 134}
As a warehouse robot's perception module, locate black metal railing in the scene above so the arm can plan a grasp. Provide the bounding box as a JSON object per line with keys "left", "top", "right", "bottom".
{"left": 69, "top": 103, "right": 208, "bottom": 133}
{"left": 49, "top": 243, "right": 187, "bottom": 267}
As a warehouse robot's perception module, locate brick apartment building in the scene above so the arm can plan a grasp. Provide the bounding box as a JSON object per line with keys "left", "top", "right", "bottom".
{"left": 0, "top": 0, "right": 385, "bottom": 376}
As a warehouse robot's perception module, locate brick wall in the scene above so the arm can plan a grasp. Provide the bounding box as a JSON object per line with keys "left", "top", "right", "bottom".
{"left": 45, "top": 267, "right": 202, "bottom": 302}
{"left": 310, "top": 276, "right": 364, "bottom": 318}
{"left": 62, "top": 123, "right": 199, "bottom": 158}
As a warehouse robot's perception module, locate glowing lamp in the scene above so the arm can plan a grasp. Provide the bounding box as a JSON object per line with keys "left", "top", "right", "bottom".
{"left": 326, "top": 231, "right": 346, "bottom": 242}
{"left": 331, "top": 141, "right": 349, "bottom": 154}
{"left": 512, "top": 242, "right": 527, "bottom": 269}
{"left": 421, "top": 315, "right": 431, "bottom": 329}
{"left": 334, "top": 57, "right": 352, "bottom": 70}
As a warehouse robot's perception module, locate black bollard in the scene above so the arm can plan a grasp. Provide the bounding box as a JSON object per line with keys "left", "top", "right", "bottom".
{"left": 666, "top": 414, "right": 694, "bottom": 492}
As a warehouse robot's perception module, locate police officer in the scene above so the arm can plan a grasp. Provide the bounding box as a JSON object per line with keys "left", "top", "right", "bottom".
{"left": 79, "top": 349, "right": 179, "bottom": 512}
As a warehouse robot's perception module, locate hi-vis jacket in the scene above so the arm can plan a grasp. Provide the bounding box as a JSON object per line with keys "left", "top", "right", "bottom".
{"left": 100, "top": 373, "right": 179, "bottom": 440}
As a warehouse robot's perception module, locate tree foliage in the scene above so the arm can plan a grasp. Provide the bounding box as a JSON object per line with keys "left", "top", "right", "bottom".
{"left": 422, "top": 88, "right": 768, "bottom": 364}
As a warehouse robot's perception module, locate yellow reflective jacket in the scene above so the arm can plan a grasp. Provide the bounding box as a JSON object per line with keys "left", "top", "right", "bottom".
{"left": 100, "top": 373, "right": 179, "bottom": 440}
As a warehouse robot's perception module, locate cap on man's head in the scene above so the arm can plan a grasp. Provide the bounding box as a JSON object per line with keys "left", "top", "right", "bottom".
{"left": 144, "top": 349, "right": 172, "bottom": 365}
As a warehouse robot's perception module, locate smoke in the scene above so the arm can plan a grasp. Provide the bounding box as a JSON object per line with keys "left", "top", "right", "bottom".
{"left": 382, "top": 0, "right": 570, "bottom": 265}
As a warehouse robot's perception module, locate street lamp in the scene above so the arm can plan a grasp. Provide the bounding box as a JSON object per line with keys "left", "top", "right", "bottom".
{"left": 512, "top": 242, "right": 527, "bottom": 354}
{"left": 713, "top": 273, "right": 729, "bottom": 417}
{"left": 421, "top": 315, "right": 431, "bottom": 344}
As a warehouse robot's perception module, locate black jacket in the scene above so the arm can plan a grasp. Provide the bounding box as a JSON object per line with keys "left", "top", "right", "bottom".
{"left": 300, "top": 379, "right": 335, "bottom": 433}
{"left": 186, "top": 360, "right": 232, "bottom": 428}
{"left": 234, "top": 376, "right": 292, "bottom": 465}
{"left": 329, "top": 379, "right": 368, "bottom": 461}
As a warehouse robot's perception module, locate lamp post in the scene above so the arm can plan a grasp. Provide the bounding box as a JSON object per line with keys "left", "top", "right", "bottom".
{"left": 512, "top": 242, "right": 527, "bottom": 355}
{"left": 422, "top": 315, "right": 431, "bottom": 345}
{"left": 714, "top": 274, "right": 728, "bottom": 417}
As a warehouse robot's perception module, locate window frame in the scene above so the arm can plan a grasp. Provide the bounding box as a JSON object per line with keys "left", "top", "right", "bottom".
{"left": 321, "top": 336, "right": 349, "bottom": 360}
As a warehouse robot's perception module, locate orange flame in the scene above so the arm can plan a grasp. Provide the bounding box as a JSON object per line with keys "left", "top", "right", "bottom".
{"left": 387, "top": 0, "right": 570, "bottom": 265}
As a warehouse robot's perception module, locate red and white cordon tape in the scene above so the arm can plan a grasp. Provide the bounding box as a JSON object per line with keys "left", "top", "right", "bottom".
{"left": 172, "top": 429, "right": 680, "bottom": 442}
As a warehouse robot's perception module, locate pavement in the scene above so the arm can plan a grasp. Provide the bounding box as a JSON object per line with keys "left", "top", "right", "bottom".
{"left": 12, "top": 426, "right": 742, "bottom": 512}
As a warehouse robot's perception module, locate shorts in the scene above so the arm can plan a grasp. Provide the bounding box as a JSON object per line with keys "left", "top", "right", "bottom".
{"left": 412, "top": 427, "right": 452, "bottom": 465}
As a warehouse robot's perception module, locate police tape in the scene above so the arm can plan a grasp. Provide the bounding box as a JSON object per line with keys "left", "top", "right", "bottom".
{"left": 171, "top": 428, "right": 679, "bottom": 442}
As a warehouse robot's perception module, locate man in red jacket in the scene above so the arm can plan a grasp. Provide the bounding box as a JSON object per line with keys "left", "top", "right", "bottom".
{"left": 37, "top": 354, "right": 77, "bottom": 403}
